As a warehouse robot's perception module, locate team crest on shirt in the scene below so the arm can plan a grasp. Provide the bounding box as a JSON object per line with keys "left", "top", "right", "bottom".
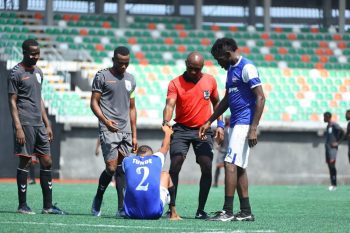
{"left": 203, "top": 90, "right": 210, "bottom": 100}
{"left": 232, "top": 77, "right": 239, "bottom": 83}
{"left": 125, "top": 80, "right": 132, "bottom": 91}
{"left": 35, "top": 73, "right": 42, "bottom": 84}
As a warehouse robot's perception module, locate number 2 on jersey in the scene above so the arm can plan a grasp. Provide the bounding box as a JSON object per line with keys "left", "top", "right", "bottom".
{"left": 136, "top": 166, "right": 149, "bottom": 191}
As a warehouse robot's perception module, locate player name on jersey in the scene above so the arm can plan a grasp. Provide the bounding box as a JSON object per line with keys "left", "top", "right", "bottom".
{"left": 132, "top": 158, "right": 153, "bottom": 165}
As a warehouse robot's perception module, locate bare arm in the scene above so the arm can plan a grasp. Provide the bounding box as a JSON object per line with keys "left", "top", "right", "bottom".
{"left": 210, "top": 93, "right": 223, "bottom": 122}
{"left": 158, "top": 125, "right": 173, "bottom": 155}
{"left": 247, "top": 85, "right": 266, "bottom": 147}
{"left": 210, "top": 93, "right": 224, "bottom": 143}
{"left": 95, "top": 138, "right": 101, "bottom": 156}
{"left": 8, "top": 94, "right": 25, "bottom": 145}
{"left": 162, "top": 98, "right": 176, "bottom": 126}
{"left": 129, "top": 97, "right": 137, "bottom": 152}
{"left": 90, "top": 91, "right": 118, "bottom": 132}
{"left": 41, "top": 99, "right": 53, "bottom": 141}
{"left": 207, "top": 91, "right": 229, "bottom": 124}
{"left": 332, "top": 124, "right": 345, "bottom": 147}
{"left": 199, "top": 91, "right": 229, "bottom": 139}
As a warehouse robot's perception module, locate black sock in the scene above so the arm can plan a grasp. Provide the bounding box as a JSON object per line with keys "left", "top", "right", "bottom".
{"left": 40, "top": 169, "right": 53, "bottom": 209}
{"left": 239, "top": 197, "right": 252, "bottom": 214}
{"left": 198, "top": 172, "right": 212, "bottom": 212}
{"left": 328, "top": 163, "right": 337, "bottom": 186}
{"left": 115, "top": 166, "right": 125, "bottom": 210}
{"left": 96, "top": 170, "right": 113, "bottom": 200}
{"left": 29, "top": 165, "right": 35, "bottom": 181}
{"left": 214, "top": 168, "right": 220, "bottom": 186}
{"left": 168, "top": 186, "right": 176, "bottom": 208}
{"left": 17, "top": 168, "right": 29, "bottom": 207}
{"left": 169, "top": 170, "right": 179, "bottom": 205}
{"left": 223, "top": 196, "right": 234, "bottom": 214}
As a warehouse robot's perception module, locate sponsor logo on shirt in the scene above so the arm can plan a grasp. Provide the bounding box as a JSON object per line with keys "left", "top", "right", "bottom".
{"left": 125, "top": 80, "right": 132, "bottom": 91}
{"left": 106, "top": 80, "right": 117, "bottom": 83}
{"left": 35, "top": 73, "right": 42, "bottom": 84}
{"left": 203, "top": 90, "right": 210, "bottom": 100}
{"left": 228, "top": 87, "right": 238, "bottom": 93}
{"left": 21, "top": 76, "right": 30, "bottom": 81}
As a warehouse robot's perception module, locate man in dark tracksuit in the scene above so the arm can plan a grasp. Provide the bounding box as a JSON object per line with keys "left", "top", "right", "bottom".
{"left": 323, "top": 112, "right": 345, "bottom": 191}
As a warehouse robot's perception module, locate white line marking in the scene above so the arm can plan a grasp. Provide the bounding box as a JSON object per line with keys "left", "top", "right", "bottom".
{"left": 0, "top": 221, "right": 275, "bottom": 232}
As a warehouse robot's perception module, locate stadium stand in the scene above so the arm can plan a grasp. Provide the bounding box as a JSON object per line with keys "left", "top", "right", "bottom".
{"left": 1, "top": 9, "right": 350, "bottom": 129}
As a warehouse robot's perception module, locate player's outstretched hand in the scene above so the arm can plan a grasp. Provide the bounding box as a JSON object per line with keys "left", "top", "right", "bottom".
{"left": 199, "top": 121, "right": 211, "bottom": 140}
{"left": 162, "top": 125, "right": 173, "bottom": 135}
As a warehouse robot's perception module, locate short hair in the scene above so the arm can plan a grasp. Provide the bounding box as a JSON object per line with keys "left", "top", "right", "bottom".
{"left": 211, "top": 38, "right": 238, "bottom": 58}
{"left": 324, "top": 112, "right": 332, "bottom": 118}
{"left": 114, "top": 46, "right": 130, "bottom": 57}
{"left": 22, "top": 39, "right": 39, "bottom": 53}
{"left": 346, "top": 109, "right": 350, "bottom": 113}
{"left": 137, "top": 145, "right": 153, "bottom": 155}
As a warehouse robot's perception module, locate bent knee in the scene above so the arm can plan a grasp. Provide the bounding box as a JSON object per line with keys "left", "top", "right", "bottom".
{"left": 40, "top": 156, "right": 52, "bottom": 169}
{"left": 106, "top": 160, "right": 118, "bottom": 174}
{"left": 224, "top": 162, "right": 237, "bottom": 172}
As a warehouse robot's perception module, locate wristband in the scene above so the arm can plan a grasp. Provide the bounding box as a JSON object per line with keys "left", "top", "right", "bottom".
{"left": 217, "top": 120, "right": 224, "bottom": 129}
{"left": 162, "top": 120, "right": 169, "bottom": 126}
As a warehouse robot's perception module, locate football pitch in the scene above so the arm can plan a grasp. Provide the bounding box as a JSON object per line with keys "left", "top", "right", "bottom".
{"left": 0, "top": 182, "right": 349, "bottom": 233}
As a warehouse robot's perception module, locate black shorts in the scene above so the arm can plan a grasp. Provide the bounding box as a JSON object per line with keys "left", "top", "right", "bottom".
{"left": 15, "top": 125, "right": 51, "bottom": 158}
{"left": 170, "top": 123, "right": 214, "bottom": 161}
{"left": 325, "top": 144, "right": 337, "bottom": 163}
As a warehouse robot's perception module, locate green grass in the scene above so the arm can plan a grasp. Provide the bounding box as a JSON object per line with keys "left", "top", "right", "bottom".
{"left": 0, "top": 183, "right": 349, "bottom": 233}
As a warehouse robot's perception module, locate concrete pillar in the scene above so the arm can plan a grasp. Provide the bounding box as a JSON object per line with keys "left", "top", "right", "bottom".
{"left": 263, "top": 0, "right": 271, "bottom": 32}
{"left": 173, "top": 0, "right": 180, "bottom": 16}
{"left": 19, "top": 0, "right": 28, "bottom": 11}
{"left": 248, "top": 0, "right": 256, "bottom": 26}
{"left": 194, "top": 0, "right": 203, "bottom": 30}
{"left": 118, "top": 0, "right": 126, "bottom": 28}
{"left": 45, "top": 0, "right": 53, "bottom": 26}
{"left": 339, "top": 0, "right": 346, "bottom": 34}
{"left": 322, "top": 0, "right": 332, "bottom": 29}
{"left": 95, "top": 0, "right": 105, "bottom": 14}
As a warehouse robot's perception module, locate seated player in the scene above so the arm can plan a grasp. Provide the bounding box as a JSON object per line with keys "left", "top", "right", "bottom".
{"left": 122, "top": 125, "right": 181, "bottom": 220}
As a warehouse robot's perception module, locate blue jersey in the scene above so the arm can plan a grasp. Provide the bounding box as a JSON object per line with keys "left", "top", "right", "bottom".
{"left": 225, "top": 56, "right": 262, "bottom": 127}
{"left": 122, "top": 152, "right": 165, "bottom": 219}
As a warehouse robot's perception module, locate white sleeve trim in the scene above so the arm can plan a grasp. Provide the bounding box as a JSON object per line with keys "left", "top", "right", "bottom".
{"left": 250, "top": 83, "right": 262, "bottom": 89}
{"left": 242, "top": 64, "right": 259, "bottom": 83}
{"left": 154, "top": 152, "right": 165, "bottom": 167}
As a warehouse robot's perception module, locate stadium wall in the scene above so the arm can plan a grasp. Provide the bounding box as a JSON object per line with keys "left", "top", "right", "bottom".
{"left": 58, "top": 128, "right": 350, "bottom": 185}
{"left": 0, "top": 61, "right": 17, "bottom": 177}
